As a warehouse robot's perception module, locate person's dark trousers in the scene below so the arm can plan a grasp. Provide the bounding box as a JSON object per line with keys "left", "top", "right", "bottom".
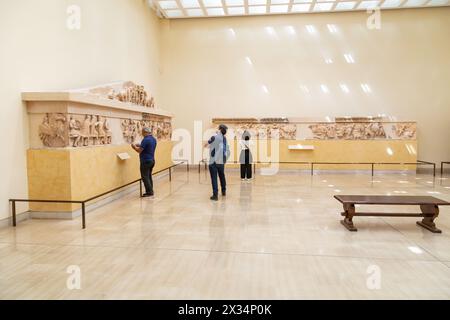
{"left": 209, "top": 162, "right": 226, "bottom": 196}
{"left": 240, "top": 150, "right": 252, "bottom": 179}
{"left": 240, "top": 163, "right": 252, "bottom": 179}
{"left": 140, "top": 160, "right": 155, "bottom": 195}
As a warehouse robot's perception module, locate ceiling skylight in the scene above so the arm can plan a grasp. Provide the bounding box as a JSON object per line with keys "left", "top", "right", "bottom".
{"left": 154, "top": 0, "right": 450, "bottom": 19}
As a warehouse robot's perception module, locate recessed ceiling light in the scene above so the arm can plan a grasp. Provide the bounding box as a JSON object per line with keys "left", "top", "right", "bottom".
{"left": 228, "top": 6, "right": 246, "bottom": 15}
{"left": 159, "top": 1, "right": 179, "bottom": 10}
{"left": 335, "top": 1, "right": 357, "bottom": 10}
{"left": 249, "top": 5, "right": 267, "bottom": 14}
{"left": 248, "top": 0, "right": 267, "bottom": 5}
{"left": 203, "top": 0, "right": 222, "bottom": 7}
{"left": 344, "top": 53, "right": 355, "bottom": 63}
{"left": 187, "top": 8, "right": 203, "bottom": 16}
{"left": 327, "top": 24, "right": 338, "bottom": 33}
{"left": 300, "top": 85, "right": 310, "bottom": 93}
{"left": 361, "top": 83, "right": 372, "bottom": 93}
{"left": 207, "top": 7, "right": 225, "bottom": 15}
{"left": 165, "top": 9, "right": 184, "bottom": 17}
{"left": 270, "top": 5, "right": 289, "bottom": 13}
{"left": 226, "top": 0, "right": 244, "bottom": 5}
{"left": 340, "top": 84, "right": 350, "bottom": 93}
{"left": 265, "top": 26, "right": 276, "bottom": 35}
{"left": 285, "top": 26, "right": 296, "bottom": 35}
{"left": 305, "top": 24, "right": 316, "bottom": 33}
{"left": 292, "top": 4, "right": 311, "bottom": 12}
{"left": 313, "top": 3, "right": 334, "bottom": 11}
{"left": 404, "top": 0, "right": 428, "bottom": 6}
{"left": 358, "top": 1, "right": 380, "bottom": 9}
{"left": 381, "top": 0, "right": 402, "bottom": 8}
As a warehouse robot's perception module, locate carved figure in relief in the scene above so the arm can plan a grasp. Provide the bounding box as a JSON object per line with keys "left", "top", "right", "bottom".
{"left": 343, "top": 124, "right": 354, "bottom": 139}
{"left": 94, "top": 115, "right": 106, "bottom": 145}
{"left": 104, "top": 119, "right": 112, "bottom": 144}
{"left": 308, "top": 124, "right": 328, "bottom": 140}
{"left": 148, "top": 97, "right": 155, "bottom": 108}
{"left": 38, "top": 113, "right": 68, "bottom": 148}
{"left": 352, "top": 124, "right": 365, "bottom": 140}
{"left": 308, "top": 122, "right": 390, "bottom": 140}
{"left": 258, "top": 125, "right": 268, "bottom": 139}
{"left": 69, "top": 116, "right": 81, "bottom": 147}
{"left": 375, "top": 123, "right": 387, "bottom": 138}
{"left": 283, "top": 124, "right": 297, "bottom": 140}
{"left": 335, "top": 124, "right": 346, "bottom": 139}
{"left": 121, "top": 118, "right": 172, "bottom": 142}
{"left": 325, "top": 125, "right": 336, "bottom": 139}
{"left": 39, "top": 115, "right": 52, "bottom": 146}
{"left": 80, "top": 115, "right": 92, "bottom": 146}
{"left": 393, "top": 123, "right": 416, "bottom": 139}
{"left": 130, "top": 120, "right": 139, "bottom": 143}
{"left": 88, "top": 115, "right": 96, "bottom": 145}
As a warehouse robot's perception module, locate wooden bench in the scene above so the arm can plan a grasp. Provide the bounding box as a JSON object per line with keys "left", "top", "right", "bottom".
{"left": 334, "top": 195, "right": 450, "bottom": 233}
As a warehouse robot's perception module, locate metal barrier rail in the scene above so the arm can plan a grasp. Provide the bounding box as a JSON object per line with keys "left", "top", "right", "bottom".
{"left": 441, "top": 162, "right": 450, "bottom": 176}
{"left": 9, "top": 160, "right": 189, "bottom": 230}
{"left": 198, "top": 159, "right": 436, "bottom": 177}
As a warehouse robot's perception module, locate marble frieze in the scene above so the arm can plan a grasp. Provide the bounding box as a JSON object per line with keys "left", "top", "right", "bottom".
{"left": 23, "top": 81, "right": 173, "bottom": 149}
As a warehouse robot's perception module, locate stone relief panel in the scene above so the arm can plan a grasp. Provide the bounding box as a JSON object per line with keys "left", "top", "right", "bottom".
{"left": 120, "top": 117, "right": 172, "bottom": 143}
{"left": 308, "top": 122, "right": 387, "bottom": 140}
{"left": 217, "top": 123, "right": 298, "bottom": 140}
{"left": 37, "top": 113, "right": 172, "bottom": 148}
{"left": 392, "top": 123, "right": 417, "bottom": 140}
{"left": 69, "top": 114, "right": 113, "bottom": 147}
{"left": 39, "top": 113, "right": 69, "bottom": 148}
{"left": 89, "top": 81, "right": 156, "bottom": 108}
{"left": 211, "top": 118, "right": 416, "bottom": 141}
{"left": 38, "top": 113, "right": 124, "bottom": 148}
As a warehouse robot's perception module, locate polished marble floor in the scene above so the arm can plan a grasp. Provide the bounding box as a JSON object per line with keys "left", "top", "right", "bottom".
{"left": 1, "top": 168, "right": 450, "bottom": 299}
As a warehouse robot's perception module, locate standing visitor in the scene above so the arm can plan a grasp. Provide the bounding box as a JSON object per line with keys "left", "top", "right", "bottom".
{"left": 206, "top": 124, "right": 230, "bottom": 201}
{"left": 131, "top": 127, "right": 157, "bottom": 197}
{"left": 239, "top": 131, "right": 253, "bottom": 181}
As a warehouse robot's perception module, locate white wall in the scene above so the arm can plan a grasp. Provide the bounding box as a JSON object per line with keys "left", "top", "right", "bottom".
{"left": 160, "top": 8, "right": 450, "bottom": 164}
{"left": 1, "top": 3, "right": 449, "bottom": 221}
{"left": 0, "top": 0, "right": 162, "bottom": 220}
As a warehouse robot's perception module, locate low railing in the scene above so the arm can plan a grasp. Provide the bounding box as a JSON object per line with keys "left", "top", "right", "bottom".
{"left": 9, "top": 160, "right": 189, "bottom": 230}
{"left": 198, "top": 159, "right": 436, "bottom": 177}
{"left": 441, "top": 162, "right": 450, "bottom": 176}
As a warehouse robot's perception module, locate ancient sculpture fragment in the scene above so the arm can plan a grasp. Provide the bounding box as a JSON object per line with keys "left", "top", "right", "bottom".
{"left": 38, "top": 113, "right": 68, "bottom": 147}
{"left": 69, "top": 116, "right": 81, "bottom": 147}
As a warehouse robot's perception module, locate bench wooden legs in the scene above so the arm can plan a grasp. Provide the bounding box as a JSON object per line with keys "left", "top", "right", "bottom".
{"left": 417, "top": 205, "right": 442, "bottom": 234}
{"left": 341, "top": 203, "right": 358, "bottom": 232}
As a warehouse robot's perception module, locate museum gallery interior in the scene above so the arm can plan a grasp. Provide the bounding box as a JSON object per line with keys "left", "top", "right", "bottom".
{"left": 0, "top": 0, "right": 449, "bottom": 300}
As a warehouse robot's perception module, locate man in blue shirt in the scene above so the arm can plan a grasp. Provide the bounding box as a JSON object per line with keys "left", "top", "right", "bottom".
{"left": 206, "top": 124, "right": 230, "bottom": 201}
{"left": 132, "top": 127, "right": 157, "bottom": 197}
